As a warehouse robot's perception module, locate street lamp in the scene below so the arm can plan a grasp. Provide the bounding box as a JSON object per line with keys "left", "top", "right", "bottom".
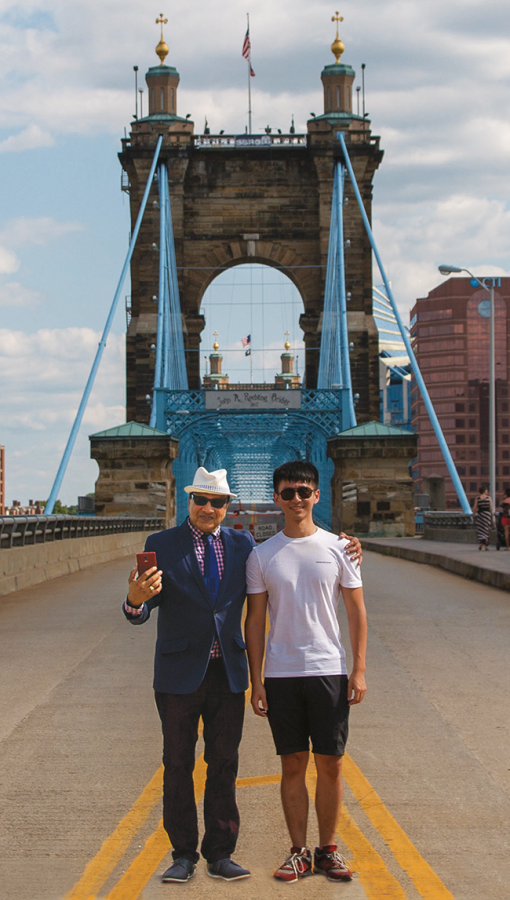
{"left": 438, "top": 264, "right": 496, "bottom": 510}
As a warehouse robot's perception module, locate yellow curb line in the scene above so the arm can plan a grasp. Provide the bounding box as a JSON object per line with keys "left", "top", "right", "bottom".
{"left": 306, "top": 761, "right": 408, "bottom": 899}
{"left": 343, "top": 753, "right": 455, "bottom": 900}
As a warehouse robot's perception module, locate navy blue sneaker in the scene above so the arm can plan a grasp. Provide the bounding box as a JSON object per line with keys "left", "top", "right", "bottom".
{"left": 207, "top": 859, "right": 251, "bottom": 880}
{"left": 162, "top": 858, "right": 196, "bottom": 882}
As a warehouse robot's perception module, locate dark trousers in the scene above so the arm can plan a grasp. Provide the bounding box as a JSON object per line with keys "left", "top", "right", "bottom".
{"left": 155, "top": 659, "right": 245, "bottom": 864}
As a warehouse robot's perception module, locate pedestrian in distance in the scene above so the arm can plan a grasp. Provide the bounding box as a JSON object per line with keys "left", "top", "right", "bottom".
{"left": 473, "top": 484, "right": 493, "bottom": 551}
{"left": 245, "top": 460, "right": 367, "bottom": 883}
{"left": 499, "top": 488, "right": 510, "bottom": 550}
{"left": 123, "top": 465, "right": 362, "bottom": 884}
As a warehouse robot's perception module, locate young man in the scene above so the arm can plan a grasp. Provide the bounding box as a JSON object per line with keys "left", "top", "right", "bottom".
{"left": 245, "top": 461, "right": 367, "bottom": 883}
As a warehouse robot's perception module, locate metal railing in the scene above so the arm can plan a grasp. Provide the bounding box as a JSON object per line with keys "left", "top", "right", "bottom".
{"left": 0, "top": 516, "right": 164, "bottom": 550}
{"left": 423, "top": 511, "right": 473, "bottom": 529}
{"left": 194, "top": 134, "right": 307, "bottom": 150}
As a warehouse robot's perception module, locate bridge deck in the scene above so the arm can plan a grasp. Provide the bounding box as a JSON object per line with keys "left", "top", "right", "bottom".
{"left": 0, "top": 553, "right": 509, "bottom": 899}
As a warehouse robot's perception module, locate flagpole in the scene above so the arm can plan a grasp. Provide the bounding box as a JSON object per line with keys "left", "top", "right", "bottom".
{"left": 247, "top": 13, "right": 252, "bottom": 133}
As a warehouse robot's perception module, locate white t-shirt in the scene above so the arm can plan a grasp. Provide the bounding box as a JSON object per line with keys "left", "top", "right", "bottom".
{"left": 246, "top": 527, "right": 362, "bottom": 678}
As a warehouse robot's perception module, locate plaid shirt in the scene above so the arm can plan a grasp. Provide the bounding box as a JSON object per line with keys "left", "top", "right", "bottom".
{"left": 125, "top": 518, "right": 224, "bottom": 658}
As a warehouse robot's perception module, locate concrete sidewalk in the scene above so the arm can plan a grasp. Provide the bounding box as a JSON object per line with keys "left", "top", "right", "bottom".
{"left": 361, "top": 535, "right": 510, "bottom": 593}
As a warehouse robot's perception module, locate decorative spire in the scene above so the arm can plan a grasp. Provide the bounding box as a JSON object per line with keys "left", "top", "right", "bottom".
{"left": 331, "top": 11, "right": 345, "bottom": 63}
{"left": 155, "top": 13, "right": 169, "bottom": 65}
{"left": 213, "top": 331, "right": 219, "bottom": 352}
{"left": 284, "top": 330, "right": 291, "bottom": 352}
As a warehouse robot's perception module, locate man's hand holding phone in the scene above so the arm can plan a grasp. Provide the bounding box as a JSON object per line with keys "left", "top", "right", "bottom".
{"left": 127, "top": 552, "right": 162, "bottom": 607}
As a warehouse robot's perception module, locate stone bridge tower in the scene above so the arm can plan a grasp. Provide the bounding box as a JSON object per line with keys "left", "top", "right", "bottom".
{"left": 120, "top": 21, "right": 383, "bottom": 423}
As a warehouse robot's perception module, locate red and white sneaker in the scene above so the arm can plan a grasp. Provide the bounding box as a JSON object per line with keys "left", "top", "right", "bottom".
{"left": 274, "top": 847, "right": 312, "bottom": 882}
{"left": 314, "top": 845, "right": 352, "bottom": 881}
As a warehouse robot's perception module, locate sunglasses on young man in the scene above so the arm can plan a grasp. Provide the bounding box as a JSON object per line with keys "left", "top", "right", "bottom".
{"left": 190, "top": 493, "right": 230, "bottom": 509}
{"left": 278, "top": 486, "right": 316, "bottom": 501}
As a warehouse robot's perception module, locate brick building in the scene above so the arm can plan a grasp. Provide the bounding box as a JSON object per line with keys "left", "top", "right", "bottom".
{"left": 410, "top": 276, "right": 510, "bottom": 508}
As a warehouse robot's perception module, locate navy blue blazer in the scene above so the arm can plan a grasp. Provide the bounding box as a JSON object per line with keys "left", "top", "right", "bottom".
{"left": 124, "top": 520, "right": 256, "bottom": 694}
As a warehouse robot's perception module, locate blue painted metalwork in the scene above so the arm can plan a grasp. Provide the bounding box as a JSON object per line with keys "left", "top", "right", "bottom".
{"left": 45, "top": 135, "right": 164, "bottom": 515}
{"left": 154, "top": 388, "right": 349, "bottom": 525}
{"left": 150, "top": 160, "right": 187, "bottom": 429}
{"left": 337, "top": 132, "right": 471, "bottom": 515}
{"left": 317, "top": 164, "right": 356, "bottom": 427}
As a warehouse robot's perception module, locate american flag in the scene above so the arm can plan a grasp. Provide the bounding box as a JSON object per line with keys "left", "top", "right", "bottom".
{"left": 242, "top": 26, "right": 255, "bottom": 76}
{"left": 242, "top": 27, "right": 251, "bottom": 59}
{"left": 241, "top": 334, "right": 251, "bottom": 347}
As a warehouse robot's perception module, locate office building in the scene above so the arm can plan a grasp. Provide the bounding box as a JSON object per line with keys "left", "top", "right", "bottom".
{"left": 410, "top": 276, "right": 509, "bottom": 508}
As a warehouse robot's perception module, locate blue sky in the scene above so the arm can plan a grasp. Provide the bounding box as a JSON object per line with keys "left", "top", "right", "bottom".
{"left": 1, "top": 0, "right": 510, "bottom": 505}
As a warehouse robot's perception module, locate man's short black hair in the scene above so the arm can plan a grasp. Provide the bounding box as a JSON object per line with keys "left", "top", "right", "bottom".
{"left": 273, "top": 461, "right": 319, "bottom": 493}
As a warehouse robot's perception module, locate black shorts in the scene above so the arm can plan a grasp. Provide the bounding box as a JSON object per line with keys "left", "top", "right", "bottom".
{"left": 264, "top": 674, "right": 349, "bottom": 757}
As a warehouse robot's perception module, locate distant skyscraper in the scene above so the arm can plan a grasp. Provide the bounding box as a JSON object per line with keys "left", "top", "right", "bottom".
{"left": 410, "top": 276, "right": 510, "bottom": 508}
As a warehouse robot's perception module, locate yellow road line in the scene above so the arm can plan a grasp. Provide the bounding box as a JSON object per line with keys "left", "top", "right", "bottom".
{"left": 63, "top": 766, "right": 163, "bottom": 900}
{"left": 306, "top": 762, "right": 407, "bottom": 900}
{"left": 105, "top": 755, "right": 208, "bottom": 900}
{"left": 338, "top": 805, "right": 409, "bottom": 900}
{"left": 237, "top": 774, "right": 281, "bottom": 787}
{"left": 64, "top": 719, "right": 207, "bottom": 900}
{"left": 343, "top": 753, "right": 455, "bottom": 900}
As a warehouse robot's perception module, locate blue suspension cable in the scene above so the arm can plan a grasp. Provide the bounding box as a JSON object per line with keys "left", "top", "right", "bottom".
{"left": 338, "top": 131, "right": 470, "bottom": 514}
{"left": 45, "top": 134, "right": 164, "bottom": 514}
{"left": 317, "top": 164, "right": 356, "bottom": 426}
{"left": 335, "top": 163, "right": 356, "bottom": 426}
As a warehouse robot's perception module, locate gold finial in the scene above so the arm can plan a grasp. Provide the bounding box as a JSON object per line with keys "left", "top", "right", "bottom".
{"left": 155, "top": 13, "right": 169, "bottom": 65}
{"left": 213, "top": 331, "right": 219, "bottom": 352}
{"left": 284, "top": 331, "right": 291, "bottom": 352}
{"left": 331, "top": 11, "right": 345, "bottom": 63}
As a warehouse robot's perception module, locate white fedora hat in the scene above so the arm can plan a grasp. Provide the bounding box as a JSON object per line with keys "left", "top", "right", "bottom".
{"left": 184, "top": 467, "right": 237, "bottom": 498}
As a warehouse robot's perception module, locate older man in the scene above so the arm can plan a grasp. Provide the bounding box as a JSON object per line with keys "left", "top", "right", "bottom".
{"left": 124, "top": 466, "right": 361, "bottom": 884}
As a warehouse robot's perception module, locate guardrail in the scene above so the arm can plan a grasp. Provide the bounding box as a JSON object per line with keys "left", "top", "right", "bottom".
{"left": 0, "top": 516, "right": 164, "bottom": 549}
{"left": 423, "top": 511, "right": 473, "bottom": 529}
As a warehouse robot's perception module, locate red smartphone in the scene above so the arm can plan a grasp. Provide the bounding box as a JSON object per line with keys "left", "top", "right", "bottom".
{"left": 136, "top": 551, "right": 157, "bottom": 577}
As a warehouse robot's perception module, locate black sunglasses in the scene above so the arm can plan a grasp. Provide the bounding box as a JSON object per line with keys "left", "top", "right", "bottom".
{"left": 278, "top": 486, "right": 315, "bottom": 500}
{"left": 191, "top": 493, "right": 230, "bottom": 509}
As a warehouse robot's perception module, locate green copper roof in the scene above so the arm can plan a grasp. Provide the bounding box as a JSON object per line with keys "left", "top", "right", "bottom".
{"left": 146, "top": 65, "right": 180, "bottom": 78}
{"left": 136, "top": 113, "right": 191, "bottom": 124}
{"left": 311, "top": 111, "right": 363, "bottom": 122}
{"left": 332, "top": 421, "right": 415, "bottom": 438}
{"left": 89, "top": 421, "right": 169, "bottom": 439}
{"left": 321, "top": 63, "right": 355, "bottom": 77}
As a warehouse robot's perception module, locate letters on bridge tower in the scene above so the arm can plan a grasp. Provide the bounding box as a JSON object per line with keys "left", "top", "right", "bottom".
{"left": 119, "top": 35, "right": 383, "bottom": 425}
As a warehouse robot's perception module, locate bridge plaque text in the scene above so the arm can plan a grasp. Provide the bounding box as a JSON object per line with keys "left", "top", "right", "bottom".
{"left": 205, "top": 390, "right": 302, "bottom": 411}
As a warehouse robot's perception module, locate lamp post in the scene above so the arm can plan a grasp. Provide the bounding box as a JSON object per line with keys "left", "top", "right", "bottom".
{"left": 438, "top": 264, "right": 496, "bottom": 510}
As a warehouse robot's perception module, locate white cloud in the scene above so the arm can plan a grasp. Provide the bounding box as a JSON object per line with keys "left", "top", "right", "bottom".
{"left": 0, "top": 281, "right": 40, "bottom": 307}
{"left": 373, "top": 194, "right": 510, "bottom": 315}
{"left": 0, "top": 216, "right": 83, "bottom": 248}
{"left": 0, "top": 124, "right": 54, "bottom": 152}
{"left": 0, "top": 326, "right": 125, "bottom": 503}
{"left": 0, "top": 246, "right": 19, "bottom": 275}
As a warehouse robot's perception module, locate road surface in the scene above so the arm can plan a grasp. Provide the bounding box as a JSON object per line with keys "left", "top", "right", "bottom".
{"left": 0, "top": 550, "right": 509, "bottom": 899}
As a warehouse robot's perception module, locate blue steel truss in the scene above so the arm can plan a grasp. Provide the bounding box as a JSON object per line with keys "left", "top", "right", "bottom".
{"left": 153, "top": 388, "right": 351, "bottom": 525}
